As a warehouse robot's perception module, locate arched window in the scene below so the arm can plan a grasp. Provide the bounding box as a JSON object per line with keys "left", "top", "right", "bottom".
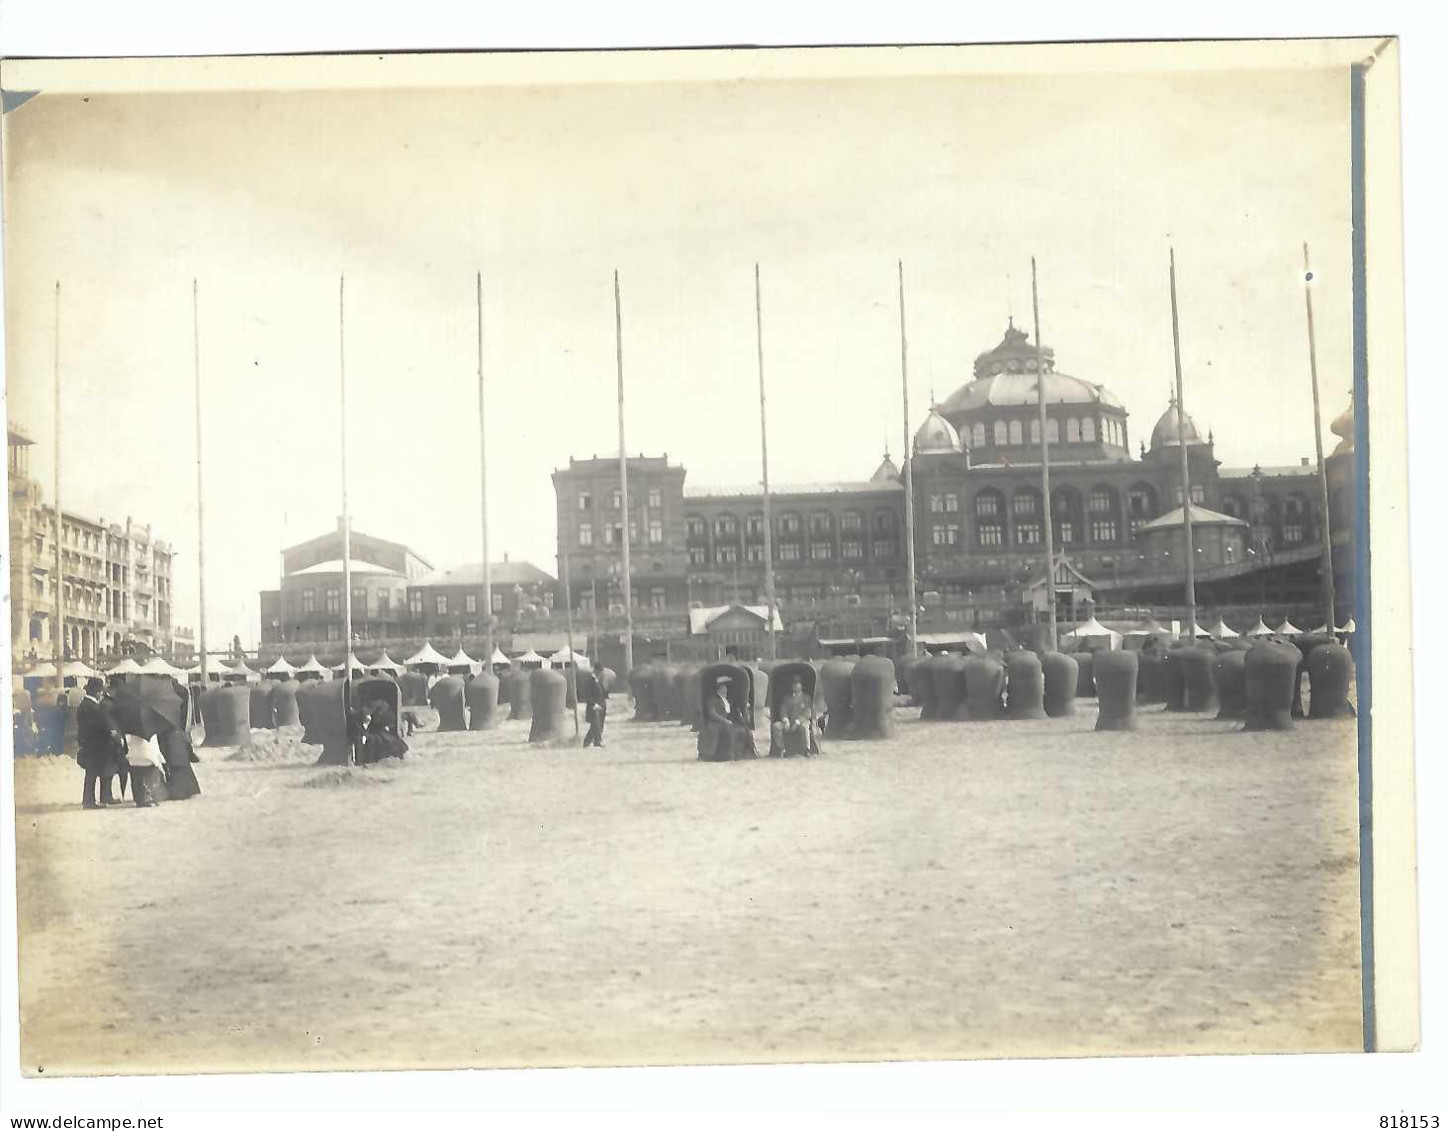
{"left": 1046, "top": 417, "right": 1060, "bottom": 444}
{"left": 1009, "top": 419, "right": 1023, "bottom": 445}
{"left": 1066, "top": 418, "right": 1081, "bottom": 443}
{"left": 778, "top": 511, "right": 802, "bottom": 536}
{"left": 1127, "top": 483, "right": 1158, "bottom": 535}
{"left": 1012, "top": 488, "right": 1043, "bottom": 547}
{"left": 993, "top": 420, "right": 1008, "bottom": 445}
{"left": 745, "top": 512, "right": 765, "bottom": 538}
{"left": 809, "top": 511, "right": 834, "bottom": 537}
{"left": 1029, "top": 419, "right": 1041, "bottom": 444}
{"left": 872, "top": 509, "right": 898, "bottom": 534}
{"left": 974, "top": 489, "right": 1005, "bottom": 547}
{"left": 1082, "top": 417, "right": 1097, "bottom": 442}
{"left": 841, "top": 509, "right": 864, "bottom": 533}
{"left": 685, "top": 514, "right": 707, "bottom": 540}
{"left": 1052, "top": 487, "right": 1083, "bottom": 546}
{"left": 972, "top": 422, "right": 986, "bottom": 448}
{"left": 714, "top": 512, "right": 738, "bottom": 539}
{"left": 1089, "top": 485, "right": 1120, "bottom": 543}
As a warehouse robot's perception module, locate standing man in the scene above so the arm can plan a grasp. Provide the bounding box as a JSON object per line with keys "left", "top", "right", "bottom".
{"left": 76, "top": 677, "right": 122, "bottom": 809}
{"left": 581, "top": 666, "right": 607, "bottom": 748}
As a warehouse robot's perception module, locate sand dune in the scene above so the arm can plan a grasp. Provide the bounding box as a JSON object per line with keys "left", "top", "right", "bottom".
{"left": 12, "top": 702, "right": 1362, "bottom": 1075}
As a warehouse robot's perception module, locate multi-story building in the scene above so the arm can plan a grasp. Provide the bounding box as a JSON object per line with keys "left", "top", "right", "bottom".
{"left": 259, "top": 518, "right": 434, "bottom": 645}
{"left": 8, "top": 420, "right": 189, "bottom": 668}
{"left": 258, "top": 519, "right": 556, "bottom": 649}
{"left": 552, "top": 321, "right": 1354, "bottom": 637}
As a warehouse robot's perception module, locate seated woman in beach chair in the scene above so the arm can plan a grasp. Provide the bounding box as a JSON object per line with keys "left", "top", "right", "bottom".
{"left": 697, "top": 667, "right": 757, "bottom": 762}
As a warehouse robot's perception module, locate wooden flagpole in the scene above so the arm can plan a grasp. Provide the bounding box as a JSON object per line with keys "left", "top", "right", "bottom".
{"left": 339, "top": 276, "right": 355, "bottom": 764}
{"left": 193, "top": 279, "right": 209, "bottom": 683}
{"left": 898, "top": 261, "right": 919, "bottom": 658}
{"left": 477, "top": 272, "right": 493, "bottom": 665}
{"left": 1031, "top": 258, "right": 1059, "bottom": 649}
{"left": 1169, "top": 249, "right": 1198, "bottom": 640}
{"left": 1303, "top": 242, "right": 1336, "bottom": 633}
{"left": 614, "top": 272, "right": 635, "bottom": 676}
{"left": 755, "top": 265, "right": 779, "bottom": 660}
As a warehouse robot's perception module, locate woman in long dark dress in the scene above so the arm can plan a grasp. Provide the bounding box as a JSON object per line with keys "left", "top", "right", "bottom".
{"left": 362, "top": 699, "right": 408, "bottom": 762}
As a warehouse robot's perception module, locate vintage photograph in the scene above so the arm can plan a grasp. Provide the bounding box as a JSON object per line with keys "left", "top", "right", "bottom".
{"left": 1, "top": 39, "right": 1413, "bottom": 1077}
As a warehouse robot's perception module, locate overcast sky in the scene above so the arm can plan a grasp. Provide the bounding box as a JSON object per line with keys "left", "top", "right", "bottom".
{"left": 2, "top": 46, "right": 1356, "bottom": 651}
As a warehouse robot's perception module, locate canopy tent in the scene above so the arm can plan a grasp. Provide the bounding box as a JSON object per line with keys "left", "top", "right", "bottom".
{"left": 296, "top": 654, "right": 331, "bottom": 677}
{"left": 180, "top": 664, "right": 204, "bottom": 681}
{"left": 1274, "top": 618, "right": 1303, "bottom": 636}
{"left": 222, "top": 657, "right": 258, "bottom": 680}
{"left": 137, "top": 656, "right": 186, "bottom": 678}
{"left": 914, "top": 630, "right": 989, "bottom": 654}
{"left": 1183, "top": 622, "right": 1213, "bottom": 638}
{"left": 332, "top": 653, "right": 367, "bottom": 675}
{"left": 404, "top": 641, "right": 453, "bottom": 668}
{"left": 106, "top": 657, "right": 144, "bottom": 676}
{"left": 489, "top": 647, "right": 510, "bottom": 666}
{"left": 265, "top": 654, "right": 299, "bottom": 677}
{"left": 515, "top": 649, "right": 545, "bottom": 668}
{"left": 1245, "top": 618, "right": 1275, "bottom": 636}
{"left": 1124, "top": 618, "right": 1172, "bottom": 637}
{"left": 368, "top": 652, "right": 405, "bottom": 675}
{"left": 1061, "top": 616, "right": 1122, "bottom": 650}
{"left": 26, "top": 659, "right": 100, "bottom": 680}
{"left": 1208, "top": 617, "right": 1240, "bottom": 639}
{"left": 446, "top": 648, "right": 480, "bottom": 671}
{"left": 548, "top": 648, "right": 593, "bottom": 671}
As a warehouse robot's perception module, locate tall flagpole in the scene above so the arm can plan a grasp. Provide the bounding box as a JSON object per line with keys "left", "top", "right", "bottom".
{"left": 52, "top": 282, "right": 64, "bottom": 672}
{"left": 1303, "top": 243, "right": 1336, "bottom": 633}
{"left": 193, "top": 280, "right": 209, "bottom": 682}
{"left": 613, "top": 272, "right": 635, "bottom": 676}
{"left": 561, "top": 540, "right": 581, "bottom": 742}
{"left": 1169, "top": 249, "right": 1197, "bottom": 639}
{"left": 897, "top": 261, "right": 918, "bottom": 658}
{"left": 339, "top": 276, "right": 354, "bottom": 764}
{"left": 755, "top": 265, "right": 779, "bottom": 661}
{"left": 1031, "top": 258, "right": 1058, "bottom": 649}
{"left": 477, "top": 272, "right": 493, "bottom": 665}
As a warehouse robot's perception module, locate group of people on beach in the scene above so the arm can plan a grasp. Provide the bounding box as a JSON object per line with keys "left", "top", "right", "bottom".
{"left": 74, "top": 676, "right": 202, "bottom": 809}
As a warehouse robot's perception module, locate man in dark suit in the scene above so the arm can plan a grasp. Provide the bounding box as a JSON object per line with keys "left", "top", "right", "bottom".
{"left": 76, "top": 677, "right": 123, "bottom": 809}
{"left": 580, "top": 668, "right": 607, "bottom": 748}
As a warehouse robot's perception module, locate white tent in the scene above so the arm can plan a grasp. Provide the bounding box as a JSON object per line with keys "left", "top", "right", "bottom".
{"left": 295, "top": 654, "right": 331, "bottom": 678}
{"left": 1186, "top": 623, "right": 1212, "bottom": 638}
{"left": 1061, "top": 616, "right": 1122, "bottom": 650}
{"left": 1245, "top": 617, "right": 1274, "bottom": 636}
{"left": 138, "top": 656, "right": 185, "bottom": 678}
{"left": 515, "top": 649, "right": 545, "bottom": 668}
{"left": 26, "top": 659, "right": 100, "bottom": 680}
{"left": 106, "top": 656, "right": 144, "bottom": 676}
{"left": 548, "top": 647, "right": 593, "bottom": 671}
{"left": 489, "top": 647, "right": 510, "bottom": 666}
{"left": 405, "top": 640, "right": 452, "bottom": 667}
{"left": 1274, "top": 618, "right": 1303, "bottom": 636}
{"left": 369, "top": 652, "right": 405, "bottom": 674}
{"left": 332, "top": 653, "right": 366, "bottom": 675}
{"left": 1208, "top": 617, "right": 1240, "bottom": 639}
{"left": 222, "top": 657, "right": 258, "bottom": 681}
{"left": 265, "top": 654, "right": 298, "bottom": 677}
{"left": 446, "top": 648, "right": 479, "bottom": 671}
{"left": 1124, "top": 618, "right": 1172, "bottom": 637}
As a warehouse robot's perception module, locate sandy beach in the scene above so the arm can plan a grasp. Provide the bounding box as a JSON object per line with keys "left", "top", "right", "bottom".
{"left": 13, "top": 701, "right": 1362, "bottom": 1075}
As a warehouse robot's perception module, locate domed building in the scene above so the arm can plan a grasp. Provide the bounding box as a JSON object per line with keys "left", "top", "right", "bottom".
{"left": 936, "top": 321, "right": 1132, "bottom": 462}
{"left": 551, "top": 321, "right": 1345, "bottom": 651}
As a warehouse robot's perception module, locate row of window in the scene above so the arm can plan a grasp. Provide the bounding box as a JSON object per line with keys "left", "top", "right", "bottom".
{"left": 290, "top": 589, "right": 510, "bottom": 617}
{"left": 966, "top": 416, "right": 1127, "bottom": 449}
{"left": 685, "top": 510, "right": 898, "bottom": 542}
{"left": 687, "top": 539, "right": 899, "bottom": 566}
{"left": 578, "top": 521, "right": 665, "bottom": 547}
{"left": 577, "top": 487, "right": 665, "bottom": 511}
{"left": 932, "top": 519, "right": 1122, "bottom": 548}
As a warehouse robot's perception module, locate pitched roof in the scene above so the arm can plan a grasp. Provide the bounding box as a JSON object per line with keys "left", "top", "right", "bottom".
{"left": 291, "top": 558, "right": 404, "bottom": 577}
{"left": 416, "top": 560, "right": 555, "bottom": 587}
{"left": 687, "top": 604, "right": 785, "bottom": 635}
{"left": 1138, "top": 503, "right": 1248, "bottom": 531}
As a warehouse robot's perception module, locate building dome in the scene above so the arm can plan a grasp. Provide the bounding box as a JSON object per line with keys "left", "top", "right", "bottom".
{"left": 938, "top": 320, "right": 1125, "bottom": 417}
{"left": 1149, "top": 398, "right": 1205, "bottom": 448}
{"left": 870, "top": 451, "right": 901, "bottom": 481}
{"left": 913, "top": 408, "right": 963, "bottom": 455}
